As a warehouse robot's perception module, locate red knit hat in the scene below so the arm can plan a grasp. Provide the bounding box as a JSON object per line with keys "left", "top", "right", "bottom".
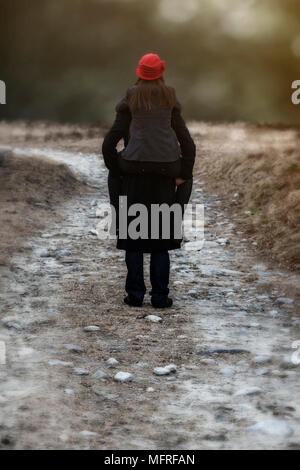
{"left": 136, "top": 53, "right": 166, "bottom": 80}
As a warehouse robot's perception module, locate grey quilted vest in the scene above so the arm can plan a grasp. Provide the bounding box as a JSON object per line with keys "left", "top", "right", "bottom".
{"left": 115, "top": 87, "right": 181, "bottom": 163}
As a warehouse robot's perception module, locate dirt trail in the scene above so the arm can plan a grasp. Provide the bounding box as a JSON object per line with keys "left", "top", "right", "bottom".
{"left": 0, "top": 135, "right": 300, "bottom": 450}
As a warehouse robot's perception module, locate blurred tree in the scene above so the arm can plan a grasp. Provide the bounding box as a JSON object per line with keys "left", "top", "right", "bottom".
{"left": 0, "top": 0, "right": 299, "bottom": 125}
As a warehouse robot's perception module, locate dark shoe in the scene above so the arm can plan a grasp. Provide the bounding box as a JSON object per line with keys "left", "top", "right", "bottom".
{"left": 151, "top": 297, "right": 173, "bottom": 309}
{"left": 124, "top": 295, "right": 143, "bottom": 307}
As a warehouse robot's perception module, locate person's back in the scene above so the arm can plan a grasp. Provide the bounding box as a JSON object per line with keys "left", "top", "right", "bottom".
{"left": 117, "top": 79, "right": 181, "bottom": 164}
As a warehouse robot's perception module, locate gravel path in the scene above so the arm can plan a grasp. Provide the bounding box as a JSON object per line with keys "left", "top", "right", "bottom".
{"left": 0, "top": 146, "right": 299, "bottom": 450}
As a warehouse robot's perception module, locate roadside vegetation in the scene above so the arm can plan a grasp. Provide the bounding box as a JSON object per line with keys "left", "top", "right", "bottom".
{"left": 0, "top": 149, "right": 81, "bottom": 265}
{"left": 192, "top": 122, "right": 300, "bottom": 271}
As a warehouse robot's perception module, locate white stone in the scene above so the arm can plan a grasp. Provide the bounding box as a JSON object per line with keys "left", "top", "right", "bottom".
{"left": 153, "top": 364, "right": 177, "bottom": 376}
{"left": 275, "top": 297, "right": 294, "bottom": 305}
{"left": 3, "top": 321, "right": 24, "bottom": 330}
{"left": 64, "top": 388, "right": 75, "bottom": 396}
{"left": 64, "top": 344, "right": 85, "bottom": 353}
{"left": 272, "top": 370, "right": 283, "bottom": 376}
{"left": 147, "top": 387, "right": 155, "bottom": 393}
{"left": 55, "top": 249, "right": 72, "bottom": 259}
{"left": 252, "top": 356, "right": 272, "bottom": 364}
{"left": 225, "top": 291, "right": 234, "bottom": 297}
{"left": 114, "top": 372, "right": 133, "bottom": 383}
{"left": 146, "top": 315, "right": 162, "bottom": 323}
{"left": 247, "top": 420, "right": 294, "bottom": 437}
{"left": 153, "top": 367, "right": 170, "bottom": 376}
{"left": 268, "top": 310, "right": 279, "bottom": 317}
{"left": 106, "top": 357, "right": 119, "bottom": 367}
{"left": 187, "top": 289, "right": 198, "bottom": 296}
{"left": 73, "top": 368, "right": 89, "bottom": 376}
{"left": 37, "top": 249, "right": 51, "bottom": 258}
{"left": 234, "top": 387, "right": 264, "bottom": 397}
{"left": 282, "top": 355, "right": 297, "bottom": 368}
{"left": 89, "top": 229, "right": 99, "bottom": 236}
{"left": 83, "top": 325, "right": 100, "bottom": 332}
{"left": 92, "top": 369, "right": 109, "bottom": 380}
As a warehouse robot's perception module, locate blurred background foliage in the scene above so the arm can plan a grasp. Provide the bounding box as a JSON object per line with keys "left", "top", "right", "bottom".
{"left": 0, "top": 0, "right": 300, "bottom": 125}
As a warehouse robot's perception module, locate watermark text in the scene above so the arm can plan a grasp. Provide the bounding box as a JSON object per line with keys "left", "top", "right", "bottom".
{"left": 291, "top": 80, "right": 300, "bottom": 105}
{"left": 0, "top": 80, "right": 6, "bottom": 104}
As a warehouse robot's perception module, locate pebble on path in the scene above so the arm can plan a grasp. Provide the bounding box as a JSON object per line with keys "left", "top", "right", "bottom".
{"left": 252, "top": 356, "right": 272, "bottom": 364}
{"left": 64, "top": 344, "right": 85, "bottom": 353}
{"left": 3, "top": 321, "right": 24, "bottom": 330}
{"left": 146, "top": 315, "right": 162, "bottom": 323}
{"left": 83, "top": 326, "right": 100, "bottom": 332}
{"left": 114, "top": 372, "right": 133, "bottom": 383}
{"left": 106, "top": 358, "right": 119, "bottom": 367}
{"left": 153, "top": 364, "right": 177, "bottom": 376}
{"left": 234, "top": 387, "right": 264, "bottom": 397}
{"left": 275, "top": 297, "right": 294, "bottom": 305}
{"left": 73, "top": 368, "right": 89, "bottom": 376}
{"left": 92, "top": 370, "right": 109, "bottom": 380}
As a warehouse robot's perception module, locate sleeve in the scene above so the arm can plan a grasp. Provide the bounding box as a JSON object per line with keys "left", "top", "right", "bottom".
{"left": 115, "top": 96, "right": 129, "bottom": 113}
{"left": 171, "top": 105, "right": 196, "bottom": 180}
{"left": 102, "top": 106, "right": 132, "bottom": 175}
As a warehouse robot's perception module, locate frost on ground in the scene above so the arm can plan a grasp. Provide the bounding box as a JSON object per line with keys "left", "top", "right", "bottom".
{"left": 0, "top": 122, "right": 299, "bottom": 450}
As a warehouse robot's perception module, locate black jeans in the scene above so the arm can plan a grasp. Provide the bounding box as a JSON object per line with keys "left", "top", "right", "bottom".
{"left": 125, "top": 251, "right": 170, "bottom": 303}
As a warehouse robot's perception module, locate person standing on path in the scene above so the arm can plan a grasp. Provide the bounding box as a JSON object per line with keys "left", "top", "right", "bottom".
{"left": 102, "top": 53, "right": 196, "bottom": 308}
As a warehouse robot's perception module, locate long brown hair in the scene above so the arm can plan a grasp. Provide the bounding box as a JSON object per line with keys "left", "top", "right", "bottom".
{"left": 128, "top": 77, "right": 176, "bottom": 112}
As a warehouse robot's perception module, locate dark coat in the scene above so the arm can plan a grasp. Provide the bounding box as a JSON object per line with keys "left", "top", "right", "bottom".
{"left": 115, "top": 86, "right": 181, "bottom": 163}
{"left": 102, "top": 93, "right": 196, "bottom": 253}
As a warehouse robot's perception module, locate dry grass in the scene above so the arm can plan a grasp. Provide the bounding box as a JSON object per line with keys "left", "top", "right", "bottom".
{"left": 191, "top": 122, "right": 300, "bottom": 271}
{"left": 0, "top": 150, "right": 81, "bottom": 265}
